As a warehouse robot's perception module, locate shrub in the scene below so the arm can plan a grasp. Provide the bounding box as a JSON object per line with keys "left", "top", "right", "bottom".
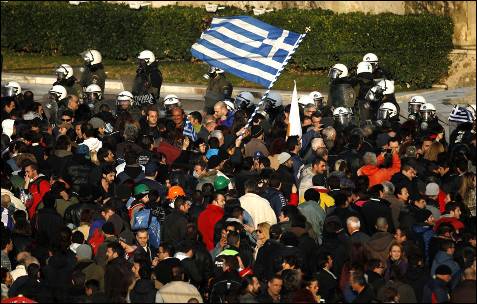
{"left": 1, "top": 1, "right": 453, "bottom": 89}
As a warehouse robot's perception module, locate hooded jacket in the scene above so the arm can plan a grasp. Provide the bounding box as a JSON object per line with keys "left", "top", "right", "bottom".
{"left": 239, "top": 193, "right": 277, "bottom": 229}
{"left": 431, "top": 251, "right": 461, "bottom": 289}
{"left": 364, "top": 231, "right": 395, "bottom": 264}
{"left": 82, "top": 137, "right": 102, "bottom": 153}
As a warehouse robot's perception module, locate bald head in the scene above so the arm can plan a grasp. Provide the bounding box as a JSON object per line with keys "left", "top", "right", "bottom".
{"left": 214, "top": 101, "right": 228, "bottom": 120}
{"left": 375, "top": 217, "right": 388, "bottom": 232}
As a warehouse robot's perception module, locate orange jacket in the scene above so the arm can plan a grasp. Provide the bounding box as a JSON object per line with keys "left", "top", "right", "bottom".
{"left": 357, "top": 153, "right": 401, "bottom": 188}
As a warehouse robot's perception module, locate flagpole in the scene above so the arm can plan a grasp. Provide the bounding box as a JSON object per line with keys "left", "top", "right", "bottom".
{"left": 241, "top": 26, "right": 311, "bottom": 135}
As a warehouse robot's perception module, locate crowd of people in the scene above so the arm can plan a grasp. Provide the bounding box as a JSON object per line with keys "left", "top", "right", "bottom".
{"left": 0, "top": 48, "right": 476, "bottom": 303}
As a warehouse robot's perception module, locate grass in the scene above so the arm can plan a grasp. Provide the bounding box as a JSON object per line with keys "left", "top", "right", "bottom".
{"left": 2, "top": 49, "right": 329, "bottom": 92}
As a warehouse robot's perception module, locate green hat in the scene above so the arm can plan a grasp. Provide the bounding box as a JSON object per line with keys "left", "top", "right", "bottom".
{"left": 134, "top": 184, "right": 150, "bottom": 197}
{"left": 214, "top": 176, "right": 230, "bottom": 191}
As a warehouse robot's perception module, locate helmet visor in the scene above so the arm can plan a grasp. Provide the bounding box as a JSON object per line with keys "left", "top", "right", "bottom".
{"left": 334, "top": 114, "right": 351, "bottom": 126}
{"left": 377, "top": 109, "right": 390, "bottom": 120}
{"left": 420, "top": 110, "right": 435, "bottom": 121}
{"left": 365, "top": 87, "right": 383, "bottom": 102}
{"left": 328, "top": 68, "right": 342, "bottom": 79}
{"left": 408, "top": 103, "right": 422, "bottom": 115}
{"left": 4, "top": 86, "right": 16, "bottom": 97}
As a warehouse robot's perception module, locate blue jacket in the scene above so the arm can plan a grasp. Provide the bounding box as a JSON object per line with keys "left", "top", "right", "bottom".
{"left": 431, "top": 251, "right": 461, "bottom": 289}
{"left": 422, "top": 278, "right": 450, "bottom": 303}
{"left": 412, "top": 223, "right": 435, "bottom": 262}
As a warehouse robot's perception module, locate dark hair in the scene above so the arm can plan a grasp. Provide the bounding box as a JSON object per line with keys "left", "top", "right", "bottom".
{"left": 367, "top": 258, "right": 383, "bottom": 270}
{"left": 394, "top": 184, "right": 408, "bottom": 197}
{"left": 72, "top": 231, "right": 85, "bottom": 244}
{"left": 106, "top": 241, "right": 125, "bottom": 257}
{"left": 244, "top": 179, "right": 257, "bottom": 194}
{"left": 1, "top": 230, "right": 12, "bottom": 250}
{"left": 81, "top": 122, "right": 95, "bottom": 138}
{"left": 101, "top": 164, "right": 116, "bottom": 176}
{"left": 55, "top": 135, "right": 71, "bottom": 150}
{"left": 327, "top": 175, "right": 341, "bottom": 190}
{"left": 333, "top": 192, "right": 348, "bottom": 207}
{"left": 159, "top": 243, "right": 175, "bottom": 256}
{"left": 189, "top": 111, "right": 202, "bottom": 124}
{"left": 354, "top": 175, "right": 369, "bottom": 194}
{"left": 440, "top": 239, "right": 456, "bottom": 251}
{"left": 304, "top": 188, "right": 320, "bottom": 202}
{"left": 318, "top": 252, "right": 332, "bottom": 268}
{"left": 226, "top": 230, "right": 240, "bottom": 247}
{"left": 444, "top": 202, "right": 460, "bottom": 214}
{"left": 12, "top": 210, "right": 32, "bottom": 236}
{"left": 368, "top": 184, "right": 384, "bottom": 197}
{"left": 291, "top": 213, "right": 307, "bottom": 229}
{"left": 27, "top": 263, "right": 41, "bottom": 279}
{"left": 97, "top": 147, "right": 110, "bottom": 163}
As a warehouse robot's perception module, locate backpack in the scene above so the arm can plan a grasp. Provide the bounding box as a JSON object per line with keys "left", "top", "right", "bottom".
{"left": 131, "top": 207, "right": 161, "bottom": 249}
{"left": 88, "top": 228, "right": 105, "bottom": 255}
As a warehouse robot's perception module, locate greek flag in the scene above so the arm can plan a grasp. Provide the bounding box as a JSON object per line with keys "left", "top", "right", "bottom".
{"left": 191, "top": 16, "right": 303, "bottom": 88}
{"left": 183, "top": 117, "right": 198, "bottom": 142}
{"left": 449, "top": 105, "right": 475, "bottom": 123}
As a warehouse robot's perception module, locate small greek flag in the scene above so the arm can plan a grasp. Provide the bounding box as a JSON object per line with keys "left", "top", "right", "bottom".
{"left": 183, "top": 117, "right": 198, "bottom": 142}
{"left": 191, "top": 16, "right": 302, "bottom": 88}
{"left": 449, "top": 105, "right": 475, "bottom": 123}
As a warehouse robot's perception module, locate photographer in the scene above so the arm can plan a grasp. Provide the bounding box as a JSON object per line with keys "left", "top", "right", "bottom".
{"left": 357, "top": 142, "right": 401, "bottom": 188}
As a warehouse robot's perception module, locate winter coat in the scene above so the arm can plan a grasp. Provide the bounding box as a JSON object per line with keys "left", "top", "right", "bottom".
{"left": 95, "top": 235, "right": 119, "bottom": 268}
{"left": 45, "top": 149, "right": 73, "bottom": 179}
{"left": 422, "top": 278, "right": 450, "bottom": 303}
{"left": 383, "top": 194, "right": 405, "bottom": 229}
{"left": 377, "top": 280, "right": 416, "bottom": 303}
{"left": 298, "top": 200, "right": 326, "bottom": 244}
{"left": 197, "top": 204, "right": 224, "bottom": 251}
{"left": 391, "top": 172, "right": 419, "bottom": 197}
{"left": 261, "top": 187, "right": 287, "bottom": 219}
{"left": 239, "top": 193, "right": 277, "bottom": 229}
{"left": 360, "top": 198, "right": 395, "bottom": 235}
{"left": 275, "top": 164, "right": 294, "bottom": 198}
{"left": 298, "top": 164, "right": 314, "bottom": 203}
{"left": 431, "top": 251, "right": 461, "bottom": 289}
{"left": 129, "top": 279, "right": 157, "bottom": 303}
{"left": 74, "top": 259, "right": 105, "bottom": 291}
{"left": 244, "top": 137, "right": 270, "bottom": 158}
{"left": 42, "top": 251, "right": 77, "bottom": 302}
{"left": 161, "top": 209, "right": 189, "bottom": 246}
{"left": 32, "top": 207, "right": 63, "bottom": 245}
{"left": 365, "top": 231, "right": 395, "bottom": 264}
{"left": 104, "top": 257, "right": 134, "bottom": 302}
{"left": 27, "top": 174, "right": 51, "bottom": 219}
{"left": 357, "top": 153, "right": 401, "bottom": 187}
{"left": 404, "top": 264, "right": 431, "bottom": 302}
{"left": 82, "top": 137, "right": 102, "bottom": 153}
{"left": 157, "top": 281, "right": 203, "bottom": 303}
{"left": 253, "top": 239, "right": 284, "bottom": 281}
{"left": 66, "top": 155, "right": 95, "bottom": 195}
{"left": 451, "top": 280, "right": 476, "bottom": 303}
{"left": 411, "top": 223, "right": 435, "bottom": 261}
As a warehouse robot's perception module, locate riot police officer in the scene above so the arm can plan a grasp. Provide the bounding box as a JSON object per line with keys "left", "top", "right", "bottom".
{"left": 408, "top": 95, "right": 426, "bottom": 121}
{"left": 204, "top": 66, "right": 233, "bottom": 115}
{"left": 162, "top": 94, "right": 182, "bottom": 119}
{"left": 354, "top": 61, "right": 376, "bottom": 124}
{"left": 53, "top": 64, "right": 83, "bottom": 99}
{"left": 132, "top": 50, "right": 163, "bottom": 107}
{"left": 376, "top": 102, "right": 400, "bottom": 130}
{"left": 234, "top": 91, "right": 256, "bottom": 118}
{"left": 328, "top": 63, "right": 357, "bottom": 111}
{"left": 333, "top": 106, "right": 355, "bottom": 131}
{"left": 79, "top": 49, "right": 107, "bottom": 96}
{"left": 46, "top": 85, "right": 67, "bottom": 126}
{"left": 263, "top": 91, "right": 284, "bottom": 124}
{"left": 362, "top": 53, "right": 392, "bottom": 81}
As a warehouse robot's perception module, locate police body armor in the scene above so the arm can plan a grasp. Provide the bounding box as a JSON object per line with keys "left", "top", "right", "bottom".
{"left": 328, "top": 82, "right": 356, "bottom": 109}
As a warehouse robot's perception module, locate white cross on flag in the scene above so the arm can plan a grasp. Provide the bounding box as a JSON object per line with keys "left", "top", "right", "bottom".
{"left": 191, "top": 16, "right": 302, "bottom": 88}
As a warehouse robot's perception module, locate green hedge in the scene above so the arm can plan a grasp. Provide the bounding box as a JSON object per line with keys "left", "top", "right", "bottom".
{"left": 1, "top": 1, "right": 454, "bottom": 88}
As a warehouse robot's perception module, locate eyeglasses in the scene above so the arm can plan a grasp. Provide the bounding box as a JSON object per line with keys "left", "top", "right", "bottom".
{"left": 61, "top": 118, "right": 72, "bottom": 122}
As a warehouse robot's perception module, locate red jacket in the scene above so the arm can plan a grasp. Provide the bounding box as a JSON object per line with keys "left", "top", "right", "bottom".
{"left": 197, "top": 204, "right": 224, "bottom": 250}
{"left": 357, "top": 153, "right": 401, "bottom": 188}
{"left": 27, "top": 176, "right": 51, "bottom": 219}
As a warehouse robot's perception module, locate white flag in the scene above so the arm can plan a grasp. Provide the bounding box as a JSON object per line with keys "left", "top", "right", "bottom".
{"left": 288, "top": 81, "right": 302, "bottom": 138}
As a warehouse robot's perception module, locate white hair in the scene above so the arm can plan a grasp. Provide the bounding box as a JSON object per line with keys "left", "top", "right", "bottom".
{"left": 382, "top": 181, "right": 395, "bottom": 195}
{"left": 363, "top": 152, "right": 377, "bottom": 166}
{"left": 311, "top": 138, "right": 325, "bottom": 151}
{"left": 210, "top": 130, "right": 224, "bottom": 141}
{"left": 346, "top": 216, "right": 360, "bottom": 229}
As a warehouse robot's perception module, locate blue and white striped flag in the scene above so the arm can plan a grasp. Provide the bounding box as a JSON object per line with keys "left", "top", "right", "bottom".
{"left": 449, "top": 105, "right": 475, "bottom": 123}
{"left": 183, "top": 117, "right": 198, "bottom": 142}
{"left": 191, "top": 16, "right": 303, "bottom": 88}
